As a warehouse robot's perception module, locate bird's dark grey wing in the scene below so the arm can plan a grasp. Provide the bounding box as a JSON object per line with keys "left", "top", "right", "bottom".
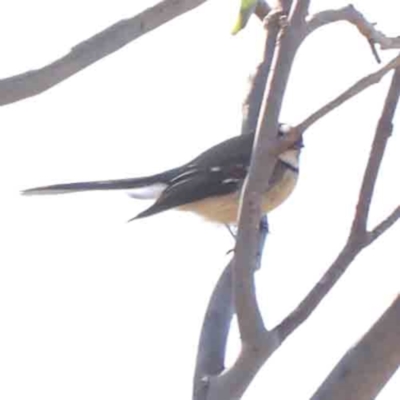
{"left": 131, "top": 164, "right": 247, "bottom": 220}
{"left": 188, "top": 134, "right": 254, "bottom": 169}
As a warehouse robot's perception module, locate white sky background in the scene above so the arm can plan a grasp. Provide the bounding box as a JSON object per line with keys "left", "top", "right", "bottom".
{"left": 1, "top": 0, "right": 399, "bottom": 399}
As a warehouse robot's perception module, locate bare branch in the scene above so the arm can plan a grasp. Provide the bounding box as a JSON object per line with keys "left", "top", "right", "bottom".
{"left": 311, "top": 295, "right": 400, "bottom": 400}
{"left": 196, "top": 3, "right": 314, "bottom": 399}
{"left": 277, "top": 67, "right": 400, "bottom": 341}
{"left": 241, "top": 10, "right": 285, "bottom": 137}
{"left": 296, "top": 53, "right": 400, "bottom": 135}
{"left": 233, "top": 11, "right": 290, "bottom": 347}
{"left": 368, "top": 206, "right": 400, "bottom": 244}
{"left": 307, "top": 5, "right": 400, "bottom": 50}
{"left": 351, "top": 68, "right": 400, "bottom": 237}
{"left": 193, "top": 264, "right": 234, "bottom": 400}
{"left": 0, "top": 0, "right": 276, "bottom": 107}
{"left": 255, "top": 1, "right": 272, "bottom": 21}
{"left": 232, "top": 0, "right": 310, "bottom": 343}
{"left": 277, "top": 0, "right": 294, "bottom": 13}
{"left": 193, "top": 218, "right": 270, "bottom": 400}
{"left": 290, "top": 0, "right": 311, "bottom": 26}
{"left": 206, "top": 335, "right": 279, "bottom": 400}
{"left": 0, "top": 0, "right": 210, "bottom": 106}
{"left": 367, "top": 39, "right": 381, "bottom": 64}
{"left": 203, "top": 3, "right": 314, "bottom": 399}
{"left": 193, "top": 4, "right": 275, "bottom": 397}
{"left": 276, "top": 243, "right": 361, "bottom": 340}
{"left": 193, "top": 14, "right": 280, "bottom": 393}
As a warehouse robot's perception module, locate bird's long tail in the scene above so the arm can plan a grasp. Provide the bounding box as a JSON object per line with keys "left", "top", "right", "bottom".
{"left": 22, "top": 168, "right": 181, "bottom": 196}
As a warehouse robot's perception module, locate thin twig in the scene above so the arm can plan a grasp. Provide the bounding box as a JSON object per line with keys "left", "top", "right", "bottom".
{"left": 296, "top": 53, "right": 400, "bottom": 135}
{"left": 368, "top": 39, "right": 381, "bottom": 64}
{"left": 241, "top": 9, "right": 285, "bottom": 137}
{"left": 367, "top": 206, "right": 400, "bottom": 244}
{"left": 275, "top": 243, "right": 361, "bottom": 340}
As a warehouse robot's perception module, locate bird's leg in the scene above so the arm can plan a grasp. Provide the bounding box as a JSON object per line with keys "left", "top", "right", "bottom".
{"left": 225, "top": 224, "right": 237, "bottom": 256}
{"left": 225, "top": 224, "right": 237, "bottom": 239}
{"left": 255, "top": 216, "right": 269, "bottom": 270}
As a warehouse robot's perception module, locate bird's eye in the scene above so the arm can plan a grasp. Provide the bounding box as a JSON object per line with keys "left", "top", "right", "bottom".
{"left": 278, "top": 123, "right": 291, "bottom": 137}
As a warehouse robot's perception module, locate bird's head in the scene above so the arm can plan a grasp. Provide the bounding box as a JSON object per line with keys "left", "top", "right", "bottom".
{"left": 278, "top": 123, "right": 304, "bottom": 149}
{"left": 277, "top": 123, "right": 303, "bottom": 168}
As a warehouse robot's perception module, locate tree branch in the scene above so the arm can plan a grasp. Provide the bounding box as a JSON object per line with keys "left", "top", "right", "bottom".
{"left": 0, "top": 0, "right": 274, "bottom": 107}
{"left": 232, "top": 10, "right": 294, "bottom": 347}
{"left": 368, "top": 206, "right": 400, "bottom": 244}
{"left": 241, "top": 9, "right": 285, "bottom": 137}
{"left": 276, "top": 67, "right": 400, "bottom": 341}
{"left": 307, "top": 5, "right": 400, "bottom": 50}
{"left": 351, "top": 67, "right": 400, "bottom": 237}
{"left": 193, "top": 263, "right": 234, "bottom": 400}
{"left": 192, "top": 6, "right": 277, "bottom": 398}
{"left": 310, "top": 295, "right": 400, "bottom": 400}
{"left": 255, "top": 1, "right": 272, "bottom": 21}
{"left": 233, "top": 0, "right": 312, "bottom": 345}
{"left": 0, "top": 0, "right": 212, "bottom": 106}
{"left": 272, "top": 9, "right": 400, "bottom": 149}
{"left": 201, "top": 2, "right": 313, "bottom": 399}
{"left": 192, "top": 218, "right": 270, "bottom": 400}
{"left": 295, "top": 53, "right": 400, "bottom": 136}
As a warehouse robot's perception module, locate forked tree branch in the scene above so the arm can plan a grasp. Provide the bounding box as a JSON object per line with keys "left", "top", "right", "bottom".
{"left": 368, "top": 206, "right": 400, "bottom": 243}
{"left": 197, "top": 3, "right": 400, "bottom": 400}
{"left": 192, "top": 217, "right": 269, "bottom": 400}
{"left": 232, "top": 10, "right": 297, "bottom": 348}
{"left": 4, "top": 1, "right": 399, "bottom": 399}
{"left": 200, "top": 2, "right": 310, "bottom": 400}
{"left": 310, "top": 295, "right": 400, "bottom": 400}
{"left": 232, "top": 0, "right": 308, "bottom": 347}
{"left": 193, "top": 6, "right": 277, "bottom": 399}
{"left": 351, "top": 67, "right": 400, "bottom": 237}
{"left": 276, "top": 67, "right": 400, "bottom": 341}
{"left": 233, "top": 17, "right": 293, "bottom": 344}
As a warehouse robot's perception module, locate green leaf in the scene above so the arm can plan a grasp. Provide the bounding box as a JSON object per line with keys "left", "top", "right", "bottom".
{"left": 231, "top": 0, "right": 258, "bottom": 35}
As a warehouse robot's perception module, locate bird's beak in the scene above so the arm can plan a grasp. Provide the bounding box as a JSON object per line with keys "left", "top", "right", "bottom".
{"left": 293, "top": 137, "right": 304, "bottom": 149}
